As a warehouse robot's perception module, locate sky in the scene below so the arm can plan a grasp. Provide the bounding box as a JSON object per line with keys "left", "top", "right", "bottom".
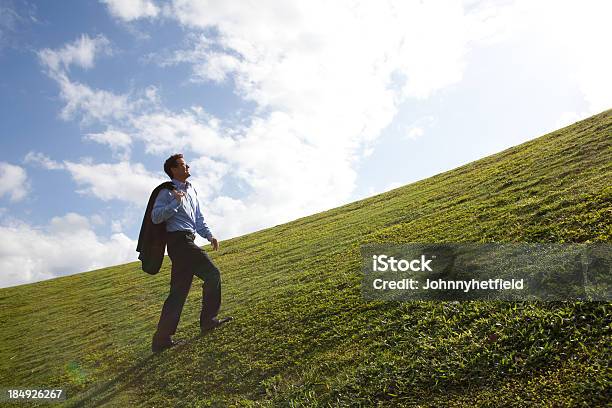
{"left": 0, "top": 0, "right": 610, "bottom": 288}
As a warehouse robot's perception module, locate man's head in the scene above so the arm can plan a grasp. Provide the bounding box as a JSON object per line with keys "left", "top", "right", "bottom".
{"left": 164, "top": 153, "right": 190, "bottom": 182}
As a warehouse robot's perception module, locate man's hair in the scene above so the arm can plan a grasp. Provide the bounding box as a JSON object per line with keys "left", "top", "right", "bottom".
{"left": 164, "top": 153, "right": 183, "bottom": 179}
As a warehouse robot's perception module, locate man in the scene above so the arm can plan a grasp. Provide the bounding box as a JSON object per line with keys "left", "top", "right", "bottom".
{"left": 151, "top": 153, "right": 232, "bottom": 353}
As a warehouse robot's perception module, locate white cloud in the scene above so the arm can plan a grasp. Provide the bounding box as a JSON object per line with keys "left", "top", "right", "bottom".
{"left": 186, "top": 156, "right": 230, "bottom": 201}
{"left": 85, "top": 129, "right": 132, "bottom": 159}
{"left": 90, "top": 214, "right": 105, "bottom": 225}
{"left": 63, "top": 160, "right": 163, "bottom": 205}
{"left": 404, "top": 115, "right": 435, "bottom": 140}
{"left": 56, "top": 75, "right": 132, "bottom": 123}
{"left": 38, "top": 34, "right": 137, "bottom": 124}
{"left": 0, "top": 1, "right": 39, "bottom": 54}
{"left": 0, "top": 162, "right": 29, "bottom": 202}
{"left": 101, "top": 0, "right": 159, "bottom": 22}
{"left": 123, "top": 108, "right": 362, "bottom": 237}
{"left": 36, "top": 1, "right": 612, "bottom": 245}
{"left": 85, "top": 129, "right": 132, "bottom": 148}
{"left": 0, "top": 213, "right": 137, "bottom": 288}
{"left": 540, "top": 1, "right": 612, "bottom": 114}
{"left": 0, "top": 5, "right": 20, "bottom": 48}
{"left": 55, "top": 154, "right": 230, "bottom": 229}
{"left": 164, "top": 34, "right": 240, "bottom": 83}
{"left": 134, "top": 1, "right": 481, "bottom": 237}
{"left": 111, "top": 220, "right": 123, "bottom": 233}
{"left": 467, "top": 0, "right": 612, "bottom": 115}
{"left": 24, "top": 151, "right": 64, "bottom": 170}
{"left": 166, "top": 1, "right": 471, "bottom": 105}
{"left": 406, "top": 127, "right": 424, "bottom": 140}
{"left": 37, "top": 2, "right": 512, "bottom": 241}
{"left": 38, "top": 34, "right": 110, "bottom": 74}
{"left": 130, "top": 109, "right": 233, "bottom": 156}
{"left": 23, "top": 154, "right": 164, "bottom": 210}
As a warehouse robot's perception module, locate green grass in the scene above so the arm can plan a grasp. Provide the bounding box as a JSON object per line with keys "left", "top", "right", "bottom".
{"left": 1, "top": 110, "right": 611, "bottom": 407}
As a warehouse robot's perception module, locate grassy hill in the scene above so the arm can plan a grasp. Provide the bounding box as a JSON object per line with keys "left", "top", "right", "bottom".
{"left": 1, "top": 110, "right": 610, "bottom": 407}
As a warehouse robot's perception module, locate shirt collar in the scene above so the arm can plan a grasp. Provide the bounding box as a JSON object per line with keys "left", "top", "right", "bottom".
{"left": 172, "top": 178, "right": 190, "bottom": 189}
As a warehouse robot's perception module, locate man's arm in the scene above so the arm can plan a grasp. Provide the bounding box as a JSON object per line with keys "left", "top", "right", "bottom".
{"left": 151, "top": 189, "right": 182, "bottom": 224}
{"left": 194, "top": 190, "right": 218, "bottom": 250}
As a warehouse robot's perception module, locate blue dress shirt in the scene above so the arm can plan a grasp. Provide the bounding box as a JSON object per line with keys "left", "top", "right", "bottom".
{"left": 151, "top": 179, "right": 213, "bottom": 241}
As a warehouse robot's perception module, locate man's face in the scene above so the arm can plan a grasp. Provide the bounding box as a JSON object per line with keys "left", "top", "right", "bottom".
{"left": 171, "top": 157, "right": 190, "bottom": 180}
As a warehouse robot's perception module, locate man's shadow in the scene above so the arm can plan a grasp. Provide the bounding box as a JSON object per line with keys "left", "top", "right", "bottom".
{"left": 65, "top": 334, "right": 204, "bottom": 407}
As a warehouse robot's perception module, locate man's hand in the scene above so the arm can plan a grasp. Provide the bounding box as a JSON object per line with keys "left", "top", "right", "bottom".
{"left": 172, "top": 190, "right": 185, "bottom": 203}
{"left": 210, "top": 237, "right": 219, "bottom": 251}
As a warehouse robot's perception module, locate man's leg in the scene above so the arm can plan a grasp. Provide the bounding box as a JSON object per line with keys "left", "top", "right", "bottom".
{"left": 154, "top": 233, "right": 194, "bottom": 343}
{"left": 197, "top": 252, "right": 221, "bottom": 327}
{"left": 181, "top": 236, "right": 222, "bottom": 328}
{"left": 155, "top": 262, "right": 194, "bottom": 339}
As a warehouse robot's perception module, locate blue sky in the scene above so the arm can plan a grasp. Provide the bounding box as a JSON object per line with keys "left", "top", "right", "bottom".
{"left": 0, "top": 0, "right": 610, "bottom": 288}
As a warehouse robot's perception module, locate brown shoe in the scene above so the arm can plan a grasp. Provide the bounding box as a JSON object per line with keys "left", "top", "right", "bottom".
{"left": 200, "top": 316, "right": 233, "bottom": 335}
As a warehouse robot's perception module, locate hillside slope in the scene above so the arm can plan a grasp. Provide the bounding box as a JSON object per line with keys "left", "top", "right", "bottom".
{"left": 1, "top": 110, "right": 610, "bottom": 407}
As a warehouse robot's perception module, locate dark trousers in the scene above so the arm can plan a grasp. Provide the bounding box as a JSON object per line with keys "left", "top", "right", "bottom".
{"left": 156, "top": 231, "right": 221, "bottom": 338}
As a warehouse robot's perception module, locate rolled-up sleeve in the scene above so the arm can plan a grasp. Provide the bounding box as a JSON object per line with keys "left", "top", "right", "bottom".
{"left": 151, "top": 189, "right": 181, "bottom": 224}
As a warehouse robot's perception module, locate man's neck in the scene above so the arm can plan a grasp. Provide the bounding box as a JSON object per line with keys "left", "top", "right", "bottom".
{"left": 173, "top": 177, "right": 187, "bottom": 183}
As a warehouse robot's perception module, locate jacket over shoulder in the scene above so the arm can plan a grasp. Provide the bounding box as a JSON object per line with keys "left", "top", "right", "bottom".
{"left": 136, "top": 181, "right": 176, "bottom": 275}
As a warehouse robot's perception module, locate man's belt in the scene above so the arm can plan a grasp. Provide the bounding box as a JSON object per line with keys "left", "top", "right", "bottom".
{"left": 167, "top": 230, "right": 196, "bottom": 239}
